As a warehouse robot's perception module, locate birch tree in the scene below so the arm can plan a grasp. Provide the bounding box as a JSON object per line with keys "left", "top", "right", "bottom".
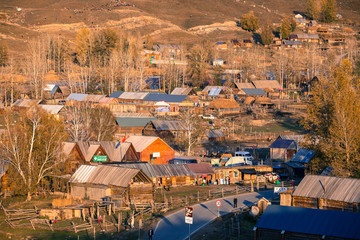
{"left": 0, "top": 107, "right": 67, "bottom": 200}
{"left": 179, "top": 109, "right": 203, "bottom": 156}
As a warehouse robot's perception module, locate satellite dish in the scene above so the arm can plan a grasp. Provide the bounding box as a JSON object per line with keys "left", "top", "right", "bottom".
{"left": 250, "top": 206, "right": 259, "bottom": 217}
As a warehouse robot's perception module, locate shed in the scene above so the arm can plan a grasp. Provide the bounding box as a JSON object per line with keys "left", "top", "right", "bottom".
{"left": 185, "top": 163, "right": 214, "bottom": 179}
{"left": 269, "top": 139, "right": 297, "bottom": 162}
{"left": 206, "top": 129, "right": 225, "bottom": 141}
{"left": 115, "top": 116, "right": 157, "bottom": 136}
{"left": 255, "top": 205, "right": 360, "bottom": 240}
{"left": 292, "top": 175, "right": 360, "bottom": 212}
{"left": 12, "top": 99, "right": 43, "bottom": 111}
{"left": 69, "top": 165, "right": 153, "bottom": 203}
{"left": 209, "top": 99, "right": 240, "bottom": 116}
{"left": 125, "top": 136, "right": 175, "bottom": 164}
{"left": 170, "top": 88, "right": 196, "bottom": 96}
{"left": 284, "top": 148, "right": 315, "bottom": 178}
{"left": 143, "top": 120, "right": 187, "bottom": 138}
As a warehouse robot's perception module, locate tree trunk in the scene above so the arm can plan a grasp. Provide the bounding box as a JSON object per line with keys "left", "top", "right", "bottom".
{"left": 26, "top": 190, "right": 32, "bottom": 201}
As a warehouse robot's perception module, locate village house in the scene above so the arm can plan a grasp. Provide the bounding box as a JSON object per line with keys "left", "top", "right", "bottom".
{"left": 251, "top": 80, "right": 281, "bottom": 92}
{"left": 230, "top": 39, "right": 241, "bottom": 48}
{"left": 289, "top": 33, "right": 320, "bottom": 43}
{"left": 65, "top": 93, "right": 87, "bottom": 106}
{"left": 283, "top": 40, "right": 303, "bottom": 49}
{"left": 143, "top": 119, "right": 187, "bottom": 139}
{"left": 255, "top": 205, "right": 360, "bottom": 240}
{"left": 242, "top": 39, "right": 253, "bottom": 48}
{"left": 214, "top": 41, "right": 228, "bottom": 50}
{"left": 269, "top": 139, "right": 297, "bottom": 162}
{"left": 125, "top": 135, "right": 175, "bottom": 164}
{"left": 284, "top": 148, "right": 315, "bottom": 178}
{"left": 237, "top": 88, "right": 266, "bottom": 98}
{"left": 281, "top": 175, "right": 360, "bottom": 212}
{"left": 69, "top": 165, "right": 154, "bottom": 203}
{"left": 214, "top": 165, "right": 273, "bottom": 184}
{"left": 38, "top": 105, "right": 65, "bottom": 120}
{"left": 115, "top": 114, "right": 157, "bottom": 137}
{"left": 209, "top": 99, "right": 240, "bottom": 116}
{"left": 11, "top": 99, "right": 43, "bottom": 111}
{"left": 142, "top": 94, "right": 194, "bottom": 115}
{"left": 43, "top": 83, "right": 71, "bottom": 100}
{"left": 206, "top": 129, "right": 226, "bottom": 141}
{"left": 185, "top": 163, "right": 215, "bottom": 182}
{"left": 201, "top": 86, "right": 228, "bottom": 100}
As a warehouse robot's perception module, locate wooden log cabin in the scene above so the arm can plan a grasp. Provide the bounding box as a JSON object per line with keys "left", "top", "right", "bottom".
{"left": 214, "top": 165, "right": 273, "bottom": 184}
{"left": 69, "top": 165, "right": 154, "bottom": 203}
{"left": 284, "top": 175, "right": 360, "bottom": 212}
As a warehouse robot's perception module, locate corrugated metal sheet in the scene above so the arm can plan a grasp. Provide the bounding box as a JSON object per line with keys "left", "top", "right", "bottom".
{"left": 125, "top": 136, "right": 159, "bottom": 152}
{"left": 185, "top": 163, "right": 214, "bottom": 174}
{"left": 202, "top": 86, "right": 224, "bottom": 93}
{"left": 290, "top": 148, "right": 315, "bottom": 163}
{"left": 113, "top": 112, "right": 153, "bottom": 118}
{"left": 66, "top": 93, "right": 87, "bottom": 101}
{"left": 69, "top": 165, "right": 97, "bottom": 183}
{"left": 242, "top": 88, "right": 266, "bottom": 96}
{"left": 99, "top": 97, "right": 116, "bottom": 104}
{"left": 208, "top": 88, "right": 223, "bottom": 96}
{"left": 152, "top": 164, "right": 194, "bottom": 177}
{"left": 171, "top": 88, "right": 194, "bottom": 95}
{"left": 206, "top": 129, "right": 225, "bottom": 138}
{"left": 116, "top": 117, "right": 156, "bottom": 128}
{"left": 151, "top": 120, "right": 187, "bottom": 131}
{"left": 144, "top": 94, "right": 188, "bottom": 103}
{"left": 82, "top": 94, "right": 106, "bottom": 103}
{"left": 251, "top": 80, "right": 281, "bottom": 89}
{"left": 256, "top": 205, "right": 360, "bottom": 239}
{"left": 69, "top": 165, "right": 140, "bottom": 188}
{"left": 293, "top": 175, "right": 360, "bottom": 203}
{"left": 39, "top": 105, "right": 63, "bottom": 114}
{"left": 119, "top": 92, "right": 149, "bottom": 100}
{"left": 269, "top": 139, "right": 297, "bottom": 149}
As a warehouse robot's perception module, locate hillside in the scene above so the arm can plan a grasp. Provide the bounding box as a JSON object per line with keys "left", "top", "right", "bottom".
{"left": 0, "top": 0, "right": 359, "bottom": 55}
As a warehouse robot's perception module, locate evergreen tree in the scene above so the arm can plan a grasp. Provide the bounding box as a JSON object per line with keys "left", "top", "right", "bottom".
{"left": 307, "top": 0, "right": 320, "bottom": 20}
{"left": 145, "top": 35, "right": 154, "bottom": 50}
{"left": 261, "top": 23, "right": 274, "bottom": 45}
{"left": 0, "top": 41, "right": 8, "bottom": 66}
{"left": 280, "top": 18, "right": 292, "bottom": 39}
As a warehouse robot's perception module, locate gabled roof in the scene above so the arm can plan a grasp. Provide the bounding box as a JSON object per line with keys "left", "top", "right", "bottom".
{"left": 82, "top": 94, "right": 106, "bottom": 103}
{"left": 208, "top": 88, "right": 224, "bottom": 96}
{"left": 62, "top": 142, "right": 77, "bottom": 156}
{"left": 251, "top": 80, "right": 281, "bottom": 89}
{"left": 69, "top": 165, "right": 143, "bottom": 187}
{"left": 242, "top": 88, "right": 266, "bottom": 96}
{"left": 290, "top": 148, "right": 315, "bottom": 163}
{"left": 269, "top": 139, "right": 297, "bottom": 149}
{"left": 149, "top": 120, "right": 187, "bottom": 131}
{"left": 152, "top": 164, "right": 194, "bottom": 177}
{"left": 77, "top": 142, "right": 102, "bottom": 162}
{"left": 109, "top": 91, "right": 124, "bottom": 98}
{"left": 206, "top": 129, "right": 225, "bottom": 138}
{"left": 110, "top": 162, "right": 157, "bottom": 178}
{"left": 144, "top": 94, "right": 188, "bottom": 103}
{"left": 277, "top": 135, "right": 305, "bottom": 145}
{"left": 293, "top": 175, "right": 360, "bottom": 203}
{"left": 256, "top": 205, "right": 360, "bottom": 240}
{"left": 99, "top": 141, "right": 135, "bottom": 162}
{"left": 116, "top": 117, "right": 157, "bottom": 128}
{"left": 12, "top": 99, "right": 42, "bottom": 108}
{"left": 170, "top": 88, "right": 195, "bottom": 95}
{"left": 39, "top": 105, "right": 64, "bottom": 114}
{"left": 235, "top": 82, "right": 255, "bottom": 89}
{"left": 125, "top": 136, "right": 160, "bottom": 152}
{"left": 202, "top": 86, "right": 225, "bottom": 93}
{"left": 66, "top": 93, "right": 87, "bottom": 101}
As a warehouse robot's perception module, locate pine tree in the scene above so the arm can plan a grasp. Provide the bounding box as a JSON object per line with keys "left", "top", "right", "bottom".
{"left": 280, "top": 18, "right": 292, "bottom": 39}
{"left": 261, "top": 23, "right": 274, "bottom": 45}
{"left": 240, "top": 11, "right": 259, "bottom": 32}
{"left": 0, "top": 41, "right": 8, "bottom": 66}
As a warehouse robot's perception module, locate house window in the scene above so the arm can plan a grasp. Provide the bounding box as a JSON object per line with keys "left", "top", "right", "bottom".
{"left": 233, "top": 171, "right": 238, "bottom": 178}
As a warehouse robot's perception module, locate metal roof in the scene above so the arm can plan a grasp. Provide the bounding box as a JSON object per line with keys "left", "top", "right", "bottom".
{"left": 293, "top": 175, "right": 360, "bottom": 203}
{"left": 99, "top": 141, "right": 134, "bottom": 162}
{"left": 109, "top": 91, "right": 124, "bottom": 98}
{"left": 256, "top": 205, "right": 360, "bottom": 239}
{"left": 202, "top": 86, "right": 224, "bottom": 93}
{"left": 144, "top": 94, "right": 188, "bottom": 103}
{"left": 109, "top": 162, "right": 157, "bottom": 178}
{"left": 62, "top": 142, "right": 77, "bottom": 156}
{"left": 150, "top": 120, "right": 187, "bottom": 131}
{"left": 69, "top": 165, "right": 140, "bottom": 187}
{"left": 208, "top": 88, "right": 223, "bottom": 96}
{"left": 269, "top": 139, "right": 297, "bottom": 149}
{"left": 125, "top": 136, "right": 159, "bottom": 152}
{"left": 119, "top": 92, "right": 149, "bottom": 100}
{"left": 66, "top": 93, "right": 87, "bottom": 101}
{"left": 290, "top": 148, "right": 315, "bottom": 163}
{"left": 206, "top": 129, "right": 225, "bottom": 138}
{"left": 39, "top": 105, "right": 64, "bottom": 114}
{"left": 242, "top": 88, "right": 266, "bottom": 96}
{"left": 283, "top": 40, "right": 303, "bottom": 46}
{"left": 116, "top": 117, "right": 157, "bottom": 128}
{"left": 152, "top": 164, "right": 194, "bottom": 177}
{"left": 82, "top": 94, "right": 106, "bottom": 103}
{"left": 12, "top": 99, "right": 42, "bottom": 107}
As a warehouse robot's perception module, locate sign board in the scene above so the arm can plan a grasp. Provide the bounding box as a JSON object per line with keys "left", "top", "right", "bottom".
{"left": 93, "top": 155, "right": 107, "bottom": 162}
{"left": 274, "top": 187, "right": 288, "bottom": 194}
{"left": 185, "top": 207, "right": 193, "bottom": 224}
{"left": 216, "top": 200, "right": 222, "bottom": 207}
{"left": 153, "top": 152, "right": 160, "bottom": 158}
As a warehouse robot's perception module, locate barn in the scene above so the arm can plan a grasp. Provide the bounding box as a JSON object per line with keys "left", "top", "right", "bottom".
{"left": 69, "top": 165, "right": 154, "bottom": 203}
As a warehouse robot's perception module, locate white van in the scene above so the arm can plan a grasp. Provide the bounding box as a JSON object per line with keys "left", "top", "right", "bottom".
{"left": 225, "top": 151, "right": 254, "bottom": 166}
{"left": 234, "top": 151, "right": 254, "bottom": 161}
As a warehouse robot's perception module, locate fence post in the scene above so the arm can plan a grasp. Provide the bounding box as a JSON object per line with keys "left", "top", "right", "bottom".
{"left": 170, "top": 196, "right": 173, "bottom": 207}
{"left": 222, "top": 188, "right": 224, "bottom": 198}
{"left": 251, "top": 180, "right": 254, "bottom": 192}
{"left": 117, "top": 212, "right": 121, "bottom": 232}
{"left": 108, "top": 203, "right": 112, "bottom": 216}
{"left": 197, "top": 191, "right": 200, "bottom": 202}
{"left": 208, "top": 190, "right": 211, "bottom": 199}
